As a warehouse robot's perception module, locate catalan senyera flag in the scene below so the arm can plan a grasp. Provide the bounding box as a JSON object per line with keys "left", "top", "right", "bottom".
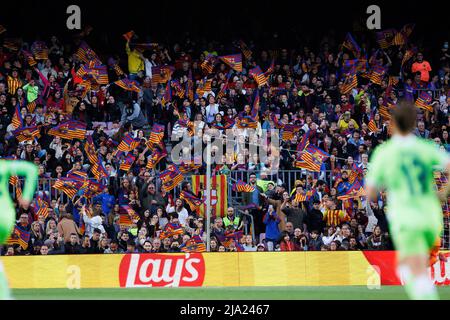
{"left": 180, "top": 235, "right": 206, "bottom": 253}
{"left": 415, "top": 91, "right": 433, "bottom": 112}
{"left": 119, "top": 153, "right": 136, "bottom": 172}
{"left": 180, "top": 190, "right": 204, "bottom": 211}
{"left": 48, "top": 121, "right": 87, "bottom": 140}
{"left": 236, "top": 116, "right": 258, "bottom": 129}
{"left": 146, "top": 149, "right": 167, "bottom": 170}
{"left": 342, "top": 33, "right": 361, "bottom": 56}
{"left": 13, "top": 126, "right": 41, "bottom": 142}
{"left": 117, "top": 132, "right": 140, "bottom": 152}
{"left": 378, "top": 104, "right": 391, "bottom": 121}
{"left": 160, "top": 165, "right": 184, "bottom": 192}
{"left": 249, "top": 66, "right": 269, "bottom": 87}
{"left": 27, "top": 100, "right": 37, "bottom": 113}
{"left": 232, "top": 180, "right": 255, "bottom": 193}
{"left": 191, "top": 175, "right": 228, "bottom": 218}
{"left": 367, "top": 112, "right": 378, "bottom": 133}
{"left": 114, "top": 78, "right": 141, "bottom": 93}
{"left": 238, "top": 40, "right": 252, "bottom": 60}
{"left": 219, "top": 54, "right": 243, "bottom": 72}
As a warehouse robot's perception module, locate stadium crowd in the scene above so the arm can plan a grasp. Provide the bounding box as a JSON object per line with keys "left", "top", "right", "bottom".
{"left": 0, "top": 24, "right": 449, "bottom": 256}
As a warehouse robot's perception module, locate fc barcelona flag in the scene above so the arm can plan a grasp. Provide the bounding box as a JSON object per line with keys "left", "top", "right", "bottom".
{"left": 117, "top": 132, "right": 140, "bottom": 152}
{"left": 160, "top": 165, "right": 184, "bottom": 192}
{"left": 249, "top": 66, "right": 268, "bottom": 87}
{"left": 119, "top": 153, "right": 136, "bottom": 172}
{"left": 11, "top": 104, "right": 24, "bottom": 129}
{"left": 342, "top": 33, "right": 361, "bottom": 56}
{"left": 232, "top": 180, "right": 255, "bottom": 193}
{"left": 48, "top": 121, "right": 87, "bottom": 140}
{"left": 146, "top": 149, "right": 167, "bottom": 170}
{"left": 31, "top": 41, "right": 49, "bottom": 60}
{"left": 34, "top": 195, "right": 49, "bottom": 218}
{"left": 75, "top": 42, "right": 102, "bottom": 65}
{"left": 114, "top": 78, "right": 141, "bottom": 93}
{"left": 22, "top": 50, "right": 37, "bottom": 67}
{"left": 191, "top": 175, "right": 228, "bottom": 218}
{"left": 84, "top": 135, "right": 98, "bottom": 165}
{"left": 219, "top": 54, "right": 243, "bottom": 72}
{"left": 180, "top": 235, "right": 206, "bottom": 253}
{"left": 415, "top": 91, "right": 433, "bottom": 112}
{"left": 237, "top": 40, "right": 252, "bottom": 60}
{"left": 13, "top": 225, "right": 30, "bottom": 250}
{"left": 376, "top": 29, "right": 397, "bottom": 49}
{"left": 180, "top": 190, "right": 204, "bottom": 210}
{"left": 147, "top": 124, "right": 165, "bottom": 147}
{"left": 13, "top": 126, "right": 41, "bottom": 142}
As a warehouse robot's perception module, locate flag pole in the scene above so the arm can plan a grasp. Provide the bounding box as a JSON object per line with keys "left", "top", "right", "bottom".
{"left": 206, "top": 138, "right": 212, "bottom": 252}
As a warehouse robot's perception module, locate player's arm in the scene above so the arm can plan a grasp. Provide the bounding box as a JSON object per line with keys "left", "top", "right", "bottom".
{"left": 427, "top": 143, "right": 450, "bottom": 202}
{"left": 7, "top": 161, "right": 39, "bottom": 204}
{"left": 438, "top": 161, "right": 450, "bottom": 202}
{"left": 365, "top": 147, "right": 385, "bottom": 202}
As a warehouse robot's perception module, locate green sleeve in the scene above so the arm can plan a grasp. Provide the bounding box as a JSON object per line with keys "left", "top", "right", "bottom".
{"left": 365, "top": 145, "right": 386, "bottom": 188}
{"left": 426, "top": 142, "right": 450, "bottom": 170}
{"left": 7, "top": 161, "right": 39, "bottom": 202}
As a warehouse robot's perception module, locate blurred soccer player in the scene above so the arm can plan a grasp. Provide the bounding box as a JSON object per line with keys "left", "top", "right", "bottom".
{"left": 0, "top": 161, "right": 38, "bottom": 300}
{"left": 366, "top": 101, "right": 450, "bottom": 300}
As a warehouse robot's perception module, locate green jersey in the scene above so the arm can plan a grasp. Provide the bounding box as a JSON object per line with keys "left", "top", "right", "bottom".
{"left": 366, "top": 134, "right": 450, "bottom": 231}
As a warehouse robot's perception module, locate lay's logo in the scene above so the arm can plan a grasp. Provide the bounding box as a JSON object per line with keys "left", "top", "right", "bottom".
{"left": 119, "top": 253, "right": 205, "bottom": 287}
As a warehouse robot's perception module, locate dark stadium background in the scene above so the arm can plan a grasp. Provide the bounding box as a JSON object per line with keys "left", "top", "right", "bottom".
{"left": 0, "top": 0, "right": 448, "bottom": 54}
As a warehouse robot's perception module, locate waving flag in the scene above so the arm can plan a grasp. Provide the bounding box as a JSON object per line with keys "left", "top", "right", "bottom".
{"left": 27, "top": 100, "right": 37, "bottom": 113}
{"left": 232, "top": 180, "right": 255, "bottom": 193}
{"left": 48, "top": 121, "right": 87, "bottom": 140}
{"left": 34, "top": 195, "right": 49, "bottom": 218}
{"left": 160, "top": 222, "right": 184, "bottom": 239}
{"left": 161, "top": 80, "right": 172, "bottom": 105}
{"left": 341, "top": 73, "right": 358, "bottom": 94}
{"left": 9, "top": 176, "right": 22, "bottom": 199}
{"left": 216, "top": 71, "right": 232, "bottom": 100}
{"left": 178, "top": 161, "right": 202, "bottom": 174}
{"left": 84, "top": 135, "right": 98, "bottom": 165}
{"left": 219, "top": 54, "right": 243, "bottom": 72}
{"left": 114, "top": 78, "right": 141, "bottom": 93}
{"left": 13, "top": 126, "right": 41, "bottom": 142}
{"left": 342, "top": 33, "right": 361, "bottom": 56}
{"left": 31, "top": 41, "right": 49, "bottom": 60}
{"left": 294, "top": 144, "right": 329, "bottom": 172}
{"left": 122, "top": 30, "right": 135, "bottom": 41}
{"left": 200, "top": 54, "right": 216, "bottom": 74}
{"left": 22, "top": 50, "right": 37, "bottom": 67}
{"left": 75, "top": 42, "right": 102, "bottom": 65}
{"left": 171, "top": 79, "right": 186, "bottom": 98}
{"left": 237, "top": 40, "right": 252, "bottom": 60}
{"left": 11, "top": 105, "right": 24, "bottom": 129}
{"left": 368, "top": 64, "right": 387, "bottom": 85}
{"left": 281, "top": 124, "right": 301, "bottom": 141}
{"left": 376, "top": 29, "right": 397, "bottom": 49}
{"left": 393, "top": 23, "right": 415, "bottom": 46}
{"left": 13, "top": 226, "right": 30, "bottom": 249}
{"left": 180, "top": 190, "right": 204, "bottom": 210}
{"left": 119, "top": 154, "right": 136, "bottom": 172}
{"left": 180, "top": 235, "right": 206, "bottom": 253}
{"left": 291, "top": 189, "right": 316, "bottom": 203}
{"left": 117, "top": 132, "right": 140, "bottom": 152}
{"left": 151, "top": 65, "right": 175, "bottom": 84}
{"left": 146, "top": 149, "right": 167, "bottom": 170}
{"left": 160, "top": 165, "right": 184, "bottom": 192}
{"left": 119, "top": 214, "right": 132, "bottom": 226}
{"left": 236, "top": 116, "right": 258, "bottom": 129}
{"left": 348, "top": 163, "right": 364, "bottom": 184}
{"left": 53, "top": 178, "right": 79, "bottom": 199}
{"left": 91, "top": 157, "right": 109, "bottom": 180}
{"left": 337, "top": 180, "right": 366, "bottom": 201}
{"left": 147, "top": 124, "right": 165, "bottom": 147}
{"left": 249, "top": 66, "right": 268, "bottom": 87}
{"left": 415, "top": 91, "right": 433, "bottom": 112}
{"left": 401, "top": 48, "right": 417, "bottom": 68}
{"left": 367, "top": 112, "right": 378, "bottom": 133}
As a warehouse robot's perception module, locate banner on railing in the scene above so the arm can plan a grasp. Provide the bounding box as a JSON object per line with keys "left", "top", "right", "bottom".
{"left": 191, "top": 175, "right": 228, "bottom": 218}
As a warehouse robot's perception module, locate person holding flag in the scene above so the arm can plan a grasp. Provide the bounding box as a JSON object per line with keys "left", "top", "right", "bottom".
{"left": 0, "top": 160, "right": 38, "bottom": 299}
